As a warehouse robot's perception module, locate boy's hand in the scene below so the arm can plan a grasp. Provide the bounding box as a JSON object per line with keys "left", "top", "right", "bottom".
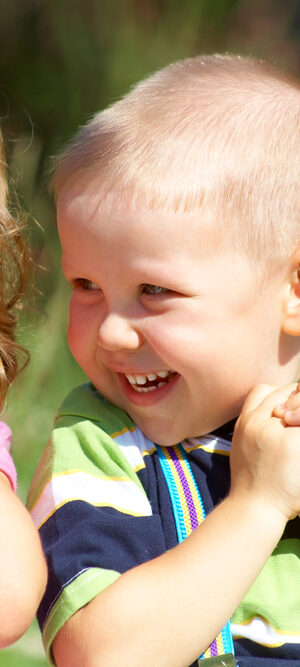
{"left": 273, "top": 381, "right": 300, "bottom": 424}
{"left": 230, "top": 383, "right": 300, "bottom": 522}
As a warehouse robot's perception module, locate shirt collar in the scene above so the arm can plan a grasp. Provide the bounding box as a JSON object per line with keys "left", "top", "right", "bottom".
{"left": 210, "top": 418, "right": 237, "bottom": 442}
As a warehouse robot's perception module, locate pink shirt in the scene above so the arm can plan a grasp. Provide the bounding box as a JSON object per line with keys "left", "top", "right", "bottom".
{"left": 0, "top": 422, "right": 17, "bottom": 492}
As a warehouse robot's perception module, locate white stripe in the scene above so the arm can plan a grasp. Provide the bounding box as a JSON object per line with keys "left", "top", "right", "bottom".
{"left": 31, "top": 472, "right": 152, "bottom": 529}
{"left": 183, "top": 435, "right": 231, "bottom": 454}
{"left": 231, "top": 617, "right": 300, "bottom": 647}
{"left": 114, "top": 426, "right": 155, "bottom": 469}
{"left": 113, "top": 429, "right": 231, "bottom": 468}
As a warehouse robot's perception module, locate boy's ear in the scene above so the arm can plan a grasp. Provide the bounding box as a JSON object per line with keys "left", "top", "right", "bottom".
{"left": 282, "top": 246, "right": 300, "bottom": 336}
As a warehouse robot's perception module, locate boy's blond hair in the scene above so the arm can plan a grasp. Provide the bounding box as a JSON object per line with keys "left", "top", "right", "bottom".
{"left": 0, "top": 133, "right": 28, "bottom": 408}
{"left": 51, "top": 54, "right": 300, "bottom": 262}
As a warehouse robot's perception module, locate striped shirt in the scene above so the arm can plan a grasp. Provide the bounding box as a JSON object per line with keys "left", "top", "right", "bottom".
{"left": 28, "top": 382, "right": 300, "bottom": 666}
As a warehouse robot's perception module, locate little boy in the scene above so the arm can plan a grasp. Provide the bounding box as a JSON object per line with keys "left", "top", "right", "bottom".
{"left": 29, "top": 55, "right": 300, "bottom": 666}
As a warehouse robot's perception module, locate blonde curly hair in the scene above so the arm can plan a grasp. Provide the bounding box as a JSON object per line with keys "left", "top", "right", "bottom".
{"left": 0, "top": 131, "right": 29, "bottom": 409}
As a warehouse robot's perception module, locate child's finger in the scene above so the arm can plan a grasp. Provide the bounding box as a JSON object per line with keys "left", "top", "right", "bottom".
{"left": 281, "top": 406, "right": 300, "bottom": 425}
{"left": 240, "top": 383, "right": 297, "bottom": 418}
{"left": 240, "top": 384, "right": 278, "bottom": 414}
{"left": 273, "top": 382, "right": 300, "bottom": 419}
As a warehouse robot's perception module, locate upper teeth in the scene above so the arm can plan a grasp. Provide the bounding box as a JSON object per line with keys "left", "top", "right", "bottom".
{"left": 125, "top": 370, "right": 170, "bottom": 385}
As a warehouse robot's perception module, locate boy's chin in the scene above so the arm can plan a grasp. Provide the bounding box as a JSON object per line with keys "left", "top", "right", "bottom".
{"left": 130, "top": 418, "right": 181, "bottom": 446}
{"left": 130, "top": 418, "right": 197, "bottom": 447}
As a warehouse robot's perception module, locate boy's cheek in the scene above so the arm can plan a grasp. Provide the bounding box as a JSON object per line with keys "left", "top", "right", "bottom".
{"left": 142, "top": 316, "right": 199, "bottom": 359}
{"left": 67, "top": 311, "right": 89, "bottom": 363}
{"left": 67, "top": 327, "right": 82, "bottom": 366}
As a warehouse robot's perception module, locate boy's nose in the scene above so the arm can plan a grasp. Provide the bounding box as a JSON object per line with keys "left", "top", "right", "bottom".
{"left": 97, "top": 312, "right": 142, "bottom": 352}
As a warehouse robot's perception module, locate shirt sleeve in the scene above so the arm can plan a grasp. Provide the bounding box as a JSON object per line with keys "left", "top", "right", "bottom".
{"left": 27, "top": 384, "right": 167, "bottom": 665}
{"left": 0, "top": 422, "right": 17, "bottom": 491}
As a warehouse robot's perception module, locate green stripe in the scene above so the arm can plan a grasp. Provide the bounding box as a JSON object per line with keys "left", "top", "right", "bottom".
{"left": 27, "top": 383, "right": 145, "bottom": 510}
{"left": 232, "top": 538, "right": 300, "bottom": 632}
{"left": 43, "top": 568, "right": 120, "bottom": 665}
{"left": 58, "top": 383, "right": 134, "bottom": 432}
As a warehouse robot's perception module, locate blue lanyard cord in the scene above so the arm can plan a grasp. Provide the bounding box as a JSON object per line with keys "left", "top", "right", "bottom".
{"left": 156, "top": 444, "right": 235, "bottom": 662}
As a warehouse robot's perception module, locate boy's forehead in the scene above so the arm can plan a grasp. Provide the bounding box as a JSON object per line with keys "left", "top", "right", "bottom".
{"left": 57, "top": 178, "right": 271, "bottom": 289}
{"left": 58, "top": 180, "right": 101, "bottom": 222}
{"left": 57, "top": 179, "right": 218, "bottom": 246}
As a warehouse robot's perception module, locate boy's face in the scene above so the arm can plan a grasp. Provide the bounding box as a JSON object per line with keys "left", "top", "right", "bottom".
{"left": 58, "top": 182, "right": 287, "bottom": 445}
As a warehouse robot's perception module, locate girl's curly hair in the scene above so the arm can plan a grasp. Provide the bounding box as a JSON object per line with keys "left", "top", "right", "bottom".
{"left": 0, "top": 132, "right": 29, "bottom": 410}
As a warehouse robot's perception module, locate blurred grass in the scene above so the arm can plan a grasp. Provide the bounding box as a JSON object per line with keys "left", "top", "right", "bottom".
{"left": 0, "top": 620, "right": 47, "bottom": 667}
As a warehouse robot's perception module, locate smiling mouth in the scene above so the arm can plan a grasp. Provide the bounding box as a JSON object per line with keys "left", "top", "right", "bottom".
{"left": 124, "top": 370, "right": 177, "bottom": 393}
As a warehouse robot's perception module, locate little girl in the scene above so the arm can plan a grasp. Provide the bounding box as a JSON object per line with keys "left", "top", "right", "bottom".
{"left": 0, "top": 131, "right": 46, "bottom": 647}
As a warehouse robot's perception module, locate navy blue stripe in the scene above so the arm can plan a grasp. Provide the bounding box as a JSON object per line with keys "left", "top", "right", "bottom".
{"left": 38, "top": 500, "right": 168, "bottom": 628}
{"left": 234, "top": 637, "right": 300, "bottom": 664}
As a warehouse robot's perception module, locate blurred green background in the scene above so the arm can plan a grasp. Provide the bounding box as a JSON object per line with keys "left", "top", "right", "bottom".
{"left": 0, "top": 0, "right": 299, "bottom": 664}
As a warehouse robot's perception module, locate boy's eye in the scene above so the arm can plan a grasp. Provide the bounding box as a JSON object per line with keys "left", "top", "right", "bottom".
{"left": 72, "top": 278, "right": 99, "bottom": 291}
{"left": 141, "top": 284, "right": 170, "bottom": 296}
